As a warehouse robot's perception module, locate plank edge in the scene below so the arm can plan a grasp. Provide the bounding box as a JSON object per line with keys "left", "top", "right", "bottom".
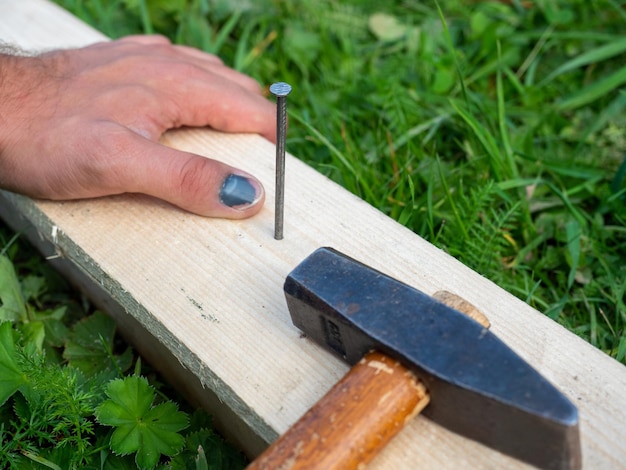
{"left": 0, "top": 190, "right": 276, "bottom": 457}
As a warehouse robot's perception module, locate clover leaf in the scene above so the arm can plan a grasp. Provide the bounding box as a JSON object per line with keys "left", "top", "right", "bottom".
{"left": 95, "top": 376, "right": 188, "bottom": 469}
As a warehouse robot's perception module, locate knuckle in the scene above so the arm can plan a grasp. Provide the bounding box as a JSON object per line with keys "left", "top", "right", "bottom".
{"left": 174, "top": 155, "right": 219, "bottom": 204}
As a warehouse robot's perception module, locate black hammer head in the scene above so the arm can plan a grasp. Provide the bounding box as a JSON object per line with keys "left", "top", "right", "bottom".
{"left": 284, "top": 247, "right": 581, "bottom": 470}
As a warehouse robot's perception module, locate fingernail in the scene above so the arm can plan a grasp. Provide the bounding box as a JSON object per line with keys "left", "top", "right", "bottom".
{"left": 219, "top": 174, "right": 261, "bottom": 209}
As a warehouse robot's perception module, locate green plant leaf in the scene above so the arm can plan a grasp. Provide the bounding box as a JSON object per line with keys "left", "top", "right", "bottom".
{"left": 20, "top": 275, "right": 46, "bottom": 304}
{"left": 565, "top": 219, "right": 582, "bottom": 289}
{"left": 41, "top": 312, "right": 70, "bottom": 348}
{"left": 0, "top": 256, "right": 27, "bottom": 322}
{"left": 170, "top": 426, "right": 247, "bottom": 470}
{"left": 0, "top": 322, "right": 26, "bottom": 406}
{"left": 543, "top": 37, "right": 626, "bottom": 84}
{"left": 195, "top": 445, "right": 209, "bottom": 470}
{"left": 21, "top": 451, "right": 63, "bottom": 470}
{"left": 19, "top": 321, "right": 46, "bottom": 354}
{"left": 96, "top": 376, "right": 188, "bottom": 469}
{"left": 64, "top": 311, "right": 132, "bottom": 376}
{"left": 283, "top": 25, "right": 321, "bottom": 71}
{"left": 368, "top": 12, "right": 408, "bottom": 42}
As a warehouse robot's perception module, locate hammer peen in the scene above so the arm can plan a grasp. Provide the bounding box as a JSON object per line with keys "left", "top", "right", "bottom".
{"left": 248, "top": 247, "right": 580, "bottom": 469}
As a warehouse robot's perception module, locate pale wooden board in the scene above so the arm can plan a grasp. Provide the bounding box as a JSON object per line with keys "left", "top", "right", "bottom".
{"left": 1, "top": 1, "right": 625, "bottom": 468}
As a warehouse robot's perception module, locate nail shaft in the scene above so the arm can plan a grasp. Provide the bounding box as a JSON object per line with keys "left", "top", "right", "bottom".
{"left": 270, "top": 82, "right": 292, "bottom": 240}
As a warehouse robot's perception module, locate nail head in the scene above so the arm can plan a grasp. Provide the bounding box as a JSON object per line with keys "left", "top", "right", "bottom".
{"left": 270, "top": 82, "right": 292, "bottom": 97}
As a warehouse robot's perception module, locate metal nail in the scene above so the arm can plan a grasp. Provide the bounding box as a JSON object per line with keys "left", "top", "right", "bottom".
{"left": 270, "top": 82, "right": 292, "bottom": 241}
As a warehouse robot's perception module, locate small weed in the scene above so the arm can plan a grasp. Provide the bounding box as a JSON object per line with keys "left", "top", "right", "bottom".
{"left": 95, "top": 376, "right": 188, "bottom": 468}
{"left": 0, "top": 228, "right": 246, "bottom": 469}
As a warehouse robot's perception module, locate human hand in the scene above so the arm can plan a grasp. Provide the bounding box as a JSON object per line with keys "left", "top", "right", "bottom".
{"left": 0, "top": 35, "right": 276, "bottom": 218}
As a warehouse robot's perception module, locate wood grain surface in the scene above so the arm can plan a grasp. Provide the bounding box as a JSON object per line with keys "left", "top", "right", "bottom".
{"left": 1, "top": 1, "right": 625, "bottom": 468}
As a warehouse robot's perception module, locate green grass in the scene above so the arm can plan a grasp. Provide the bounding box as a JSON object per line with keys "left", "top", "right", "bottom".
{"left": 51, "top": 0, "right": 625, "bottom": 362}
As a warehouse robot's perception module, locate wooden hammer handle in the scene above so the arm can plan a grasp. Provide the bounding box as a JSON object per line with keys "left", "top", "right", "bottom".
{"left": 247, "top": 291, "right": 485, "bottom": 469}
{"left": 247, "top": 351, "right": 429, "bottom": 470}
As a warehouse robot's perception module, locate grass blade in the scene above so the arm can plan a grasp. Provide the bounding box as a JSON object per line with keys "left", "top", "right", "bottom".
{"left": 450, "top": 99, "right": 508, "bottom": 180}
{"left": 435, "top": 156, "right": 469, "bottom": 240}
{"left": 21, "top": 451, "right": 63, "bottom": 470}
{"left": 136, "top": 0, "right": 153, "bottom": 35}
{"left": 434, "top": 0, "right": 469, "bottom": 107}
{"left": 543, "top": 38, "right": 626, "bottom": 84}
{"left": 565, "top": 219, "right": 581, "bottom": 289}
{"left": 496, "top": 42, "right": 518, "bottom": 180}
{"left": 557, "top": 65, "right": 626, "bottom": 111}
{"left": 209, "top": 10, "right": 242, "bottom": 55}
{"left": 611, "top": 156, "right": 626, "bottom": 194}
{"left": 288, "top": 111, "right": 356, "bottom": 175}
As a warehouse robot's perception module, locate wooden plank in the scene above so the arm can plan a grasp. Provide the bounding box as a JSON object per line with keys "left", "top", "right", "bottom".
{"left": 1, "top": 1, "right": 625, "bottom": 468}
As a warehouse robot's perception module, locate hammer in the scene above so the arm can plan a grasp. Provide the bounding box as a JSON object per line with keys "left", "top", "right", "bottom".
{"left": 248, "top": 247, "right": 580, "bottom": 469}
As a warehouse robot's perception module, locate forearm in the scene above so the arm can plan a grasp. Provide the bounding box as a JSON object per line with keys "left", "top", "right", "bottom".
{"left": 0, "top": 51, "right": 28, "bottom": 188}
{"left": 0, "top": 49, "right": 64, "bottom": 191}
{"left": 0, "top": 51, "right": 22, "bottom": 149}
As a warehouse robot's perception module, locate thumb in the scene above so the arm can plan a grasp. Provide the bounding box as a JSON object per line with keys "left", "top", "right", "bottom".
{"left": 122, "top": 136, "right": 265, "bottom": 219}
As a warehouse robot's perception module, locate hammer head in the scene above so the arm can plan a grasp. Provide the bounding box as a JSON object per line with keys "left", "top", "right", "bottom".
{"left": 284, "top": 247, "right": 581, "bottom": 469}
